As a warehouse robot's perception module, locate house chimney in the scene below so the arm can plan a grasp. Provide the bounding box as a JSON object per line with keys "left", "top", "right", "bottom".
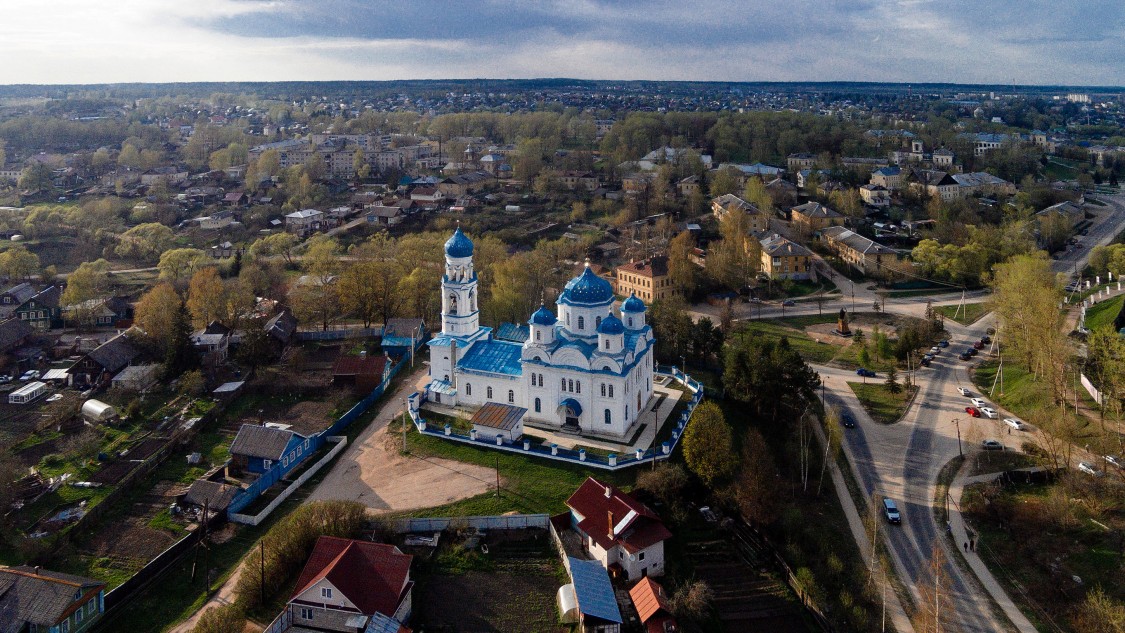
{"left": 604, "top": 483, "right": 612, "bottom": 499}
{"left": 608, "top": 510, "right": 615, "bottom": 542}
{"left": 34, "top": 566, "right": 41, "bottom": 576}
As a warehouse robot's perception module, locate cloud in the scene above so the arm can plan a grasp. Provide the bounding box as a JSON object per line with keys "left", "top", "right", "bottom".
{"left": 0, "top": 0, "right": 1121, "bottom": 85}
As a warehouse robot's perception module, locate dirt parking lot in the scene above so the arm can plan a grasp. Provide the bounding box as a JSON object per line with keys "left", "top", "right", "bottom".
{"left": 307, "top": 368, "right": 494, "bottom": 513}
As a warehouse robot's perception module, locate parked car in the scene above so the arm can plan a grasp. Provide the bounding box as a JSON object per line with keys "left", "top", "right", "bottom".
{"left": 981, "top": 335, "right": 992, "bottom": 344}
{"left": 1004, "top": 418, "right": 1024, "bottom": 430}
{"left": 19, "top": 370, "right": 40, "bottom": 382}
{"left": 981, "top": 439, "right": 1004, "bottom": 451}
{"left": 856, "top": 368, "right": 877, "bottom": 378}
{"left": 959, "top": 351, "right": 972, "bottom": 361}
{"left": 919, "top": 358, "right": 931, "bottom": 367}
{"left": 980, "top": 407, "right": 998, "bottom": 419}
{"left": 45, "top": 393, "right": 63, "bottom": 402}
{"left": 973, "top": 341, "right": 984, "bottom": 349}
{"left": 0, "top": 375, "right": 10, "bottom": 384}
{"left": 929, "top": 346, "right": 941, "bottom": 355}
{"left": 841, "top": 412, "right": 856, "bottom": 428}
{"left": 781, "top": 299, "right": 796, "bottom": 307}
{"left": 969, "top": 347, "right": 979, "bottom": 356}
{"left": 882, "top": 498, "right": 901, "bottom": 524}
{"left": 965, "top": 406, "right": 982, "bottom": 417}
{"left": 971, "top": 398, "right": 988, "bottom": 408}
{"left": 1104, "top": 455, "right": 1122, "bottom": 469}
{"left": 957, "top": 387, "right": 972, "bottom": 397}
{"left": 923, "top": 354, "right": 934, "bottom": 361}
{"left": 1077, "top": 462, "right": 1102, "bottom": 476}
{"left": 938, "top": 340, "right": 949, "bottom": 348}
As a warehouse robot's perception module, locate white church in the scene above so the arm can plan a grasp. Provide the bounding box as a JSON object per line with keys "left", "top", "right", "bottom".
{"left": 426, "top": 227, "right": 656, "bottom": 440}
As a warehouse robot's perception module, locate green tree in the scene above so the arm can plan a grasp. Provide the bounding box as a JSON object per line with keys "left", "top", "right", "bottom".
{"left": 667, "top": 230, "right": 699, "bottom": 297}
{"left": 0, "top": 245, "right": 39, "bottom": 280}
{"left": 249, "top": 232, "right": 300, "bottom": 266}
{"left": 724, "top": 334, "right": 820, "bottom": 422}
{"left": 163, "top": 299, "right": 198, "bottom": 377}
{"left": 115, "top": 222, "right": 174, "bottom": 262}
{"left": 134, "top": 283, "right": 182, "bottom": 356}
{"left": 708, "top": 166, "right": 741, "bottom": 197}
{"left": 885, "top": 365, "right": 901, "bottom": 394}
{"left": 682, "top": 401, "right": 738, "bottom": 487}
{"left": 990, "top": 253, "right": 1068, "bottom": 401}
{"left": 743, "top": 177, "right": 775, "bottom": 217}
{"left": 61, "top": 259, "right": 111, "bottom": 313}
{"left": 733, "top": 428, "right": 782, "bottom": 525}
{"left": 18, "top": 162, "right": 54, "bottom": 193}
{"left": 158, "top": 248, "right": 209, "bottom": 285}
{"left": 187, "top": 267, "right": 228, "bottom": 328}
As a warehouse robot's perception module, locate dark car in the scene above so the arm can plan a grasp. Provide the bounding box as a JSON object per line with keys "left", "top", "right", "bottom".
{"left": 781, "top": 299, "right": 796, "bottom": 307}
{"left": 969, "top": 347, "right": 979, "bottom": 356}
{"left": 973, "top": 341, "right": 984, "bottom": 349}
{"left": 841, "top": 412, "right": 856, "bottom": 428}
{"left": 965, "top": 406, "right": 981, "bottom": 417}
{"left": 919, "top": 357, "right": 931, "bottom": 367}
{"left": 981, "top": 335, "right": 991, "bottom": 344}
{"left": 938, "top": 340, "right": 949, "bottom": 348}
{"left": 856, "top": 368, "right": 877, "bottom": 377}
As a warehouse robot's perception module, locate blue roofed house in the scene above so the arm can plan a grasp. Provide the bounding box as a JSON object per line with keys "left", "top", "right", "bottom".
{"left": 228, "top": 424, "right": 309, "bottom": 475}
{"left": 380, "top": 317, "right": 427, "bottom": 358}
{"left": 425, "top": 228, "right": 656, "bottom": 441}
{"left": 559, "top": 557, "right": 623, "bottom": 633}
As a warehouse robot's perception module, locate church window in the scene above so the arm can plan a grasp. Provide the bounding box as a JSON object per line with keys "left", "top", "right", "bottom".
{"left": 578, "top": 316, "right": 584, "bottom": 330}
{"left": 449, "top": 294, "right": 458, "bottom": 312}
{"left": 604, "top": 339, "right": 610, "bottom": 350}
{"left": 628, "top": 317, "right": 633, "bottom": 327}
{"left": 568, "top": 379, "right": 574, "bottom": 392}
{"left": 465, "top": 383, "right": 471, "bottom": 396}
{"left": 487, "top": 386, "right": 493, "bottom": 399}
{"left": 608, "top": 385, "right": 614, "bottom": 398}
{"left": 601, "top": 384, "right": 606, "bottom": 397}
{"left": 508, "top": 390, "right": 514, "bottom": 403}
{"left": 625, "top": 406, "right": 629, "bottom": 420}
{"left": 604, "top": 409, "right": 611, "bottom": 425}
{"left": 561, "top": 378, "right": 566, "bottom": 391}
{"left": 535, "top": 330, "right": 540, "bottom": 341}
{"left": 595, "top": 316, "right": 602, "bottom": 328}
{"left": 575, "top": 381, "right": 580, "bottom": 394}
{"left": 534, "top": 398, "right": 541, "bottom": 413}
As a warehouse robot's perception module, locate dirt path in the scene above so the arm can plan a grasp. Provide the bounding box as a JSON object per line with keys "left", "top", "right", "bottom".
{"left": 167, "top": 565, "right": 243, "bottom": 633}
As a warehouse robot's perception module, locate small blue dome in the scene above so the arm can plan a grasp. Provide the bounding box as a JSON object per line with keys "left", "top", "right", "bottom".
{"left": 444, "top": 227, "right": 474, "bottom": 258}
{"left": 621, "top": 293, "right": 646, "bottom": 313}
{"left": 529, "top": 305, "right": 557, "bottom": 326}
{"left": 597, "top": 313, "right": 625, "bottom": 335}
{"left": 561, "top": 265, "right": 614, "bottom": 305}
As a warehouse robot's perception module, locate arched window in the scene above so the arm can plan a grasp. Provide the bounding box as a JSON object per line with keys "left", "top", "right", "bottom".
{"left": 568, "top": 379, "right": 574, "bottom": 392}
{"left": 608, "top": 385, "right": 614, "bottom": 398}
{"left": 600, "top": 384, "right": 606, "bottom": 397}
{"left": 508, "top": 390, "right": 514, "bottom": 403}
{"left": 626, "top": 405, "right": 629, "bottom": 420}
{"left": 465, "top": 383, "right": 471, "bottom": 396}
{"left": 449, "top": 294, "right": 458, "bottom": 312}
{"left": 578, "top": 316, "right": 584, "bottom": 330}
{"left": 535, "top": 330, "right": 541, "bottom": 341}
{"left": 595, "top": 316, "right": 602, "bottom": 328}
{"left": 561, "top": 377, "right": 567, "bottom": 391}
{"left": 487, "top": 386, "right": 493, "bottom": 399}
{"left": 575, "top": 381, "right": 580, "bottom": 394}
{"left": 627, "top": 317, "right": 633, "bottom": 327}
{"left": 534, "top": 397, "right": 541, "bottom": 413}
{"left": 604, "top": 409, "right": 612, "bottom": 425}
{"left": 604, "top": 339, "right": 610, "bottom": 350}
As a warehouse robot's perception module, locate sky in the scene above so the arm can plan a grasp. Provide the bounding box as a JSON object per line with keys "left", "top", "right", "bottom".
{"left": 3, "top": 0, "right": 1124, "bottom": 86}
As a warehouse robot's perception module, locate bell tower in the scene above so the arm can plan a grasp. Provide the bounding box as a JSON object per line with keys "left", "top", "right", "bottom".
{"left": 441, "top": 227, "right": 479, "bottom": 337}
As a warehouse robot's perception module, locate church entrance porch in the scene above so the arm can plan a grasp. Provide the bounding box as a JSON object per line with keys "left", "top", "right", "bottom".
{"left": 558, "top": 398, "right": 582, "bottom": 435}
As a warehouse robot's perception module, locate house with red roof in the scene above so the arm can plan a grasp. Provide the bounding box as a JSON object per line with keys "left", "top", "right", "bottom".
{"left": 629, "top": 577, "right": 679, "bottom": 633}
{"left": 273, "top": 536, "right": 413, "bottom": 633}
{"left": 556, "top": 477, "right": 671, "bottom": 582}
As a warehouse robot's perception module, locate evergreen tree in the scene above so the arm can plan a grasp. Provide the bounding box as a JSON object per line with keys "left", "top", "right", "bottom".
{"left": 164, "top": 299, "right": 198, "bottom": 377}
{"left": 885, "top": 365, "right": 901, "bottom": 394}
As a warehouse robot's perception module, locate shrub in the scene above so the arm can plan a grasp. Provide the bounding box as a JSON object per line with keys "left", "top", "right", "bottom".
{"left": 192, "top": 603, "right": 245, "bottom": 633}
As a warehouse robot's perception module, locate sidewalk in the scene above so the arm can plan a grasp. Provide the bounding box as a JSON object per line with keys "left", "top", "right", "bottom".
{"left": 947, "top": 465, "right": 1038, "bottom": 633}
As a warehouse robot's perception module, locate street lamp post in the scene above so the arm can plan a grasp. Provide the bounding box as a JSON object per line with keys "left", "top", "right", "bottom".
{"left": 954, "top": 418, "right": 963, "bottom": 457}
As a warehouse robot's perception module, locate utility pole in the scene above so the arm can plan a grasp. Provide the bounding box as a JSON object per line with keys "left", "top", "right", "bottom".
{"left": 260, "top": 540, "right": 265, "bottom": 606}
{"left": 402, "top": 399, "right": 408, "bottom": 453}
{"left": 954, "top": 418, "right": 962, "bottom": 457}
{"left": 495, "top": 455, "right": 500, "bottom": 498}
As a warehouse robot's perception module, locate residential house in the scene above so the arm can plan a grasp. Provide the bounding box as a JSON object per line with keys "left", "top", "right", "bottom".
{"left": 710, "top": 194, "right": 768, "bottom": 231}
{"left": 265, "top": 308, "right": 299, "bottom": 349}
{"left": 0, "top": 283, "right": 37, "bottom": 318}
{"left": 677, "top": 175, "right": 700, "bottom": 197}
{"left": 820, "top": 226, "right": 901, "bottom": 277}
{"left": 790, "top": 202, "right": 844, "bottom": 231}
{"left": 622, "top": 172, "right": 656, "bottom": 196}
{"left": 270, "top": 536, "right": 413, "bottom": 633}
{"left": 931, "top": 147, "right": 955, "bottom": 168}
{"left": 870, "top": 166, "right": 903, "bottom": 191}
{"left": 557, "top": 477, "right": 671, "bottom": 582}
{"left": 615, "top": 256, "right": 678, "bottom": 304}
{"left": 366, "top": 205, "right": 403, "bottom": 226}
{"left": 222, "top": 192, "right": 248, "bottom": 207}
{"left": 760, "top": 234, "right": 814, "bottom": 281}
{"left": 629, "top": 577, "right": 678, "bottom": 633}
{"left": 859, "top": 184, "right": 891, "bottom": 208}
{"left": 0, "top": 565, "right": 106, "bottom": 633}
{"left": 228, "top": 424, "right": 308, "bottom": 475}
{"left": 952, "top": 172, "right": 1017, "bottom": 197}
{"left": 332, "top": 355, "right": 390, "bottom": 392}
{"left": 796, "top": 169, "right": 832, "bottom": 190}
{"left": 67, "top": 331, "right": 140, "bottom": 387}
{"left": 786, "top": 152, "right": 818, "bottom": 171}
{"left": 192, "top": 321, "right": 231, "bottom": 366}
{"left": 559, "top": 171, "right": 600, "bottom": 191}
{"left": 907, "top": 168, "right": 962, "bottom": 201}
{"left": 210, "top": 241, "right": 238, "bottom": 259}
{"left": 381, "top": 318, "right": 426, "bottom": 358}
{"left": 64, "top": 296, "right": 133, "bottom": 328}
{"left": 140, "top": 167, "right": 188, "bottom": 186}
{"left": 959, "top": 132, "right": 1014, "bottom": 156}
{"left": 717, "top": 162, "right": 784, "bottom": 182}
{"left": 437, "top": 171, "right": 492, "bottom": 197}
{"left": 15, "top": 285, "right": 62, "bottom": 331}
{"left": 764, "top": 177, "right": 799, "bottom": 210}
{"left": 409, "top": 186, "right": 445, "bottom": 205}
{"left": 0, "top": 317, "right": 33, "bottom": 356}
{"left": 560, "top": 558, "right": 623, "bottom": 633}
{"left": 285, "top": 209, "right": 325, "bottom": 237}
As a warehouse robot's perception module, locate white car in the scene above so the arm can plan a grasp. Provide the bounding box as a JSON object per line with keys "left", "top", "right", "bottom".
{"left": 971, "top": 398, "right": 988, "bottom": 408}
{"left": 1105, "top": 455, "right": 1123, "bottom": 469}
{"left": 957, "top": 387, "right": 972, "bottom": 397}
{"left": 1004, "top": 418, "right": 1024, "bottom": 430}
{"left": 1078, "top": 462, "right": 1102, "bottom": 477}
{"left": 929, "top": 346, "right": 941, "bottom": 355}
{"left": 980, "top": 407, "right": 998, "bottom": 419}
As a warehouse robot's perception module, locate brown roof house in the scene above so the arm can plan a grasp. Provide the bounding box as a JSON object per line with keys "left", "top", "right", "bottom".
{"left": 0, "top": 565, "right": 106, "bottom": 633}
{"left": 615, "top": 256, "right": 677, "bottom": 304}
{"left": 332, "top": 354, "right": 391, "bottom": 393}
{"left": 269, "top": 536, "right": 413, "bottom": 633}
{"left": 66, "top": 331, "right": 141, "bottom": 387}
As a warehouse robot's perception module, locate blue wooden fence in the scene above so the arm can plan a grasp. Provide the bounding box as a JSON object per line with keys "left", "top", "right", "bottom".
{"left": 410, "top": 369, "right": 703, "bottom": 471}
{"left": 227, "top": 345, "right": 413, "bottom": 517}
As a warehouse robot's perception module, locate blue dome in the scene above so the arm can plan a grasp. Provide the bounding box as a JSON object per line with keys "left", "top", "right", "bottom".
{"left": 597, "top": 313, "right": 625, "bottom": 335}
{"left": 529, "top": 305, "right": 557, "bottom": 326}
{"left": 621, "top": 293, "right": 646, "bottom": 313}
{"left": 561, "top": 266, "right": 614, "bottom": 305}
{"left": 444, "top": 227, "right": 474, "bottom": 258}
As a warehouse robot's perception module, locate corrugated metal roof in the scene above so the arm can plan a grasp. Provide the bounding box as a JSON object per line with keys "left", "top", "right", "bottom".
{"left": 568, "top": 557, "right": 622, "bottom": 624}
{"left": 457, "top": 339, "right": 523, "bottom": 376}
{"left": 470, "top": 402, "right": 527, "bottom": 431}
{"left": 494, "top": 322, "right": 530, "bottom": 343}
{"left": 428, "top": 379, "right": 457, "bottom": 396}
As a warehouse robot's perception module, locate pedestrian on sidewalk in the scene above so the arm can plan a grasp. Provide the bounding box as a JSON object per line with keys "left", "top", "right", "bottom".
{"left": 964, "top": 542, "right": 969, "bottom": 552}
{"left": 970, "top": 539, "right": 976, "bottom": 552}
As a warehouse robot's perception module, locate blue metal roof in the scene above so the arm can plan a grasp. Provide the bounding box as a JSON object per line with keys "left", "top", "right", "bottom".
{"left": 529, "top": 305, "right": 558, "bottom": 326}
{"left": 568, "top": 558, "right": 622, "bottom": 623}
{"left": 597, "top": 313, "right": 624, "bottom": 335}
{"left": 444, "top": 227, "right": 474, "bottom": 258}
{"left": 365, "top": 613, "right": 407, "bottom": 633}
{"left": 621, "top": 294, "right": 646, "bottom": 313}
{"left": 559, "top": 266, "right": 614, "bottom": 306}
{"left": 457, "top": 339, "right": 523, "bottom": 376}
{"left": 559, "top": 398, "right": 582, "bottom": 417}
{"left": 495, "top": 322, "right": 530, "bottom": 343}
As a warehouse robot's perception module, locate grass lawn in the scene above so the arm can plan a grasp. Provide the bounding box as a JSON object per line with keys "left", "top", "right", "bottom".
{"left": 733, "top": 320, "right": 839, "bottom": 364}
{"left": 971, "top": 360, "right": 1052, "bottom": 420}
{"left": 935, "top": 302, "right": 989, "bottom": 325}
{"left": 885, "top": 286, "right": 965, "bottom": 299}
{"left": 847, "top": 382, "right": 916, "bottom": 424}
{"left": 1084, "top": 294, "right": 1123, "bottom": 332}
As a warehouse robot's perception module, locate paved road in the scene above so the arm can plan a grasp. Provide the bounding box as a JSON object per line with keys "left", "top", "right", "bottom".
{"left": 1054, "top": 192, "right": 1125, "bottom": 278}
{"left": 817, "top": 313, "right": 1031, "bottom": 633}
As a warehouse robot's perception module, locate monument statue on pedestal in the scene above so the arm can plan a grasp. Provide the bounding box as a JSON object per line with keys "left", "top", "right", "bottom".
{"left": 836, "top": 308, "right": 852, "bottom": 337}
